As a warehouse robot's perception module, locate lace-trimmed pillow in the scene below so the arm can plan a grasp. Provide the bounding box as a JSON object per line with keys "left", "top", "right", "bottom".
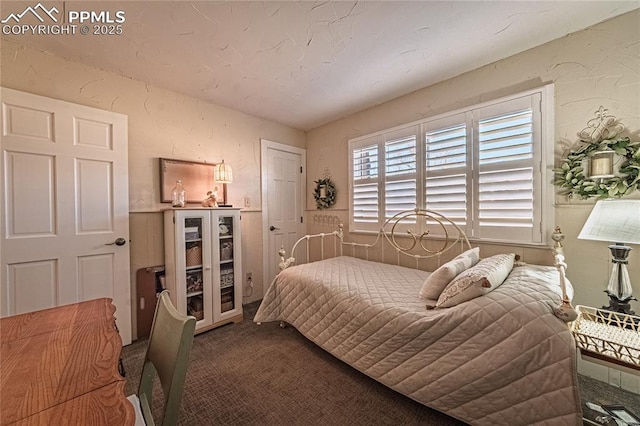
{"left": 435, "top": 253, "right": 515, "bottom": 308}
{"left": 419, "top": 247, "right": 480, "bottom": 300}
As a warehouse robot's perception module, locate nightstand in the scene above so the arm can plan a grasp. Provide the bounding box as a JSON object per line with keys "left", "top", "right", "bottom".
{"left": 572, "top": 307, "right": 640, "bottom": 425}
{"left": 571, "top": 305, "right": 640, "bottom": 371}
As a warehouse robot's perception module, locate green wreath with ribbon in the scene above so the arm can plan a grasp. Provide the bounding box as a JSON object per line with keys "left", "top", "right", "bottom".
{"left": 313, "top": 178, "right": 336, "bottom": 209}
{"left": 553, "top": 136, "right": 640, "bottom": 199}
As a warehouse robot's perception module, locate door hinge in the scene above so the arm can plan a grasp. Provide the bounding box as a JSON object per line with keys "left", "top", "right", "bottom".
{"left": 300, "top": 217, "right": 303, "bottom": 223}
{"left": 300, "top": 166, "right": 303, "bottom": 173}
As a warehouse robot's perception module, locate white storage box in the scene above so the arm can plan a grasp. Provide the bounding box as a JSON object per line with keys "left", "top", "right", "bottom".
{"left": 185, "top": 227, "right": 199, "bottom": 240}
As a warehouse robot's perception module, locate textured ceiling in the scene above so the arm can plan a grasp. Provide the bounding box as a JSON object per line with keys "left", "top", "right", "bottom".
{"left": 1, "top": 1, "right": 638, "bottom": 130}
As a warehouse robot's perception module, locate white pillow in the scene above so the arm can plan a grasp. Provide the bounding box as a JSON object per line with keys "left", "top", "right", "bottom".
{"left": 436, "top": 253, "right": 515, "bottom": 308}
{"left": 419, "top": 247, "right": 480, "bottom": 300}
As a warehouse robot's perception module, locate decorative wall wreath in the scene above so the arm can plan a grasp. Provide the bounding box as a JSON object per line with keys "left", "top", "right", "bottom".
{"left": 313, "top": 178, "right": 336, "bottom": 209}
{"left": 554, "top": 107, "right": 640, "bottom": 200}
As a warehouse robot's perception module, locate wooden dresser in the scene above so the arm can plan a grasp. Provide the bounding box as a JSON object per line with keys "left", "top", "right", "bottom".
{"left": 0, "top": 298, "right": 134, "bottom": 425}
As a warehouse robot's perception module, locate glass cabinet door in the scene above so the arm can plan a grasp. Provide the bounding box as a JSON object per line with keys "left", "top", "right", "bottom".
{"left": 184, "top": 217, "right": 205, "bottom": 320}
{"left": 217, "top": 215, "right": 236, "bottom": 314}
{"left": 178, "top": 213, "right": 213, "bottom": 329}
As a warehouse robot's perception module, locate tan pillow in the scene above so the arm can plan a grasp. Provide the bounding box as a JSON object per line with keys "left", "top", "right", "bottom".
{"left": 419, "top": 247, "right": 480, "bottom": 300}
{"left": 436, "top": 253, "right": 515, "bottom": 308}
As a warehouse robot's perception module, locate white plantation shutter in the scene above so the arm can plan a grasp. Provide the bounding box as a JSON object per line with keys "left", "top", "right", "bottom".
{"left": 349, "top": 86, "right": 550, "bottom": 244}
{"left": 384, "top": 134, "right": 417, "bottom": 219}
{"left": 474, "top": 95, "right": 542, "bottom": 243}
{"left": 424, "top": 115, "right": 469, "bottom": 226}
{"left": 478, "top": 168, "right": 533, "bottom": 226}
{"left": 352, "top": 141, "right": 379, "bottom": 229}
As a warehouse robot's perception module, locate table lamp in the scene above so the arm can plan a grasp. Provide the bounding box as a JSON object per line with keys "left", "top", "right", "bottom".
{"left": 215, "top": 159, "right": 233, "bottom": 183}
{"left": 578, "top": 199, "right": 640, "bottom": 314}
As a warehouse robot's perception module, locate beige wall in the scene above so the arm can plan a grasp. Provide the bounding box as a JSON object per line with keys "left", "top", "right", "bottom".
{"left": 0, "top": 39, "right": 306, "bottom": 338}
{"left": 306, "top": 10, "right": 640, "bottom": 312}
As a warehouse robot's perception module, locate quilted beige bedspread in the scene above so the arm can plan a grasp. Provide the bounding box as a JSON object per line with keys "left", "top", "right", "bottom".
{"left": 254, "top": 256, "right": 582, "bottom": 425}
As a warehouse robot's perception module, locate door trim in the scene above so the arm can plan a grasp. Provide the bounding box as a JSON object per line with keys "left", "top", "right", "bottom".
{"left": 260, "top": 139, "right": 306, "bottom": 295}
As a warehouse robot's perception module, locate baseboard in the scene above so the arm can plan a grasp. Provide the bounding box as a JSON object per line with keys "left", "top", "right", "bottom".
{"left": 577, "top": 352, "right": 640, "bottom": 395}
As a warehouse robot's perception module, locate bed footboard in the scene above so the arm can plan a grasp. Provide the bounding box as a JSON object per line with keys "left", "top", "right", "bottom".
{"left": 278, "top": 224, "right": 344, "bottom": 270}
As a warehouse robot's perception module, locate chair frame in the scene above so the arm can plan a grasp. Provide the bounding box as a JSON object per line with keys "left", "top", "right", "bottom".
{"left": 138, "top": 290, "right": 196, "bottom": 425}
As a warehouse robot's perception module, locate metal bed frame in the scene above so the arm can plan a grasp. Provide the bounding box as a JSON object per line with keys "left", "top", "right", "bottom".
{"left": 276, "top": 208, "right": 577, "bottom": 322}
{"left": 279, "top": 209, "right": 471, "bottom": 270}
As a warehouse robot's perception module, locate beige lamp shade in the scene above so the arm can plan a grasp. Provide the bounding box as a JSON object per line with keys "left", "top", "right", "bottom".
{"left": 578, "top": 199, "right": 640, "bottom": 244}
{"left": 215, "top": 159, "right": 233, "bottom": 184}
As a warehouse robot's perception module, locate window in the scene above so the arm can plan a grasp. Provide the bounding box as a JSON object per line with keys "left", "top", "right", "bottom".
{"left": 348, "top": 86, "right": 554, "bottom": 245}
{"left": 352, "top": 143, "right": 379, "bottom": 225}
{"left": 384, "top": 130, "right": 417, "bottom": 219}
{"left": 351, "top": 126, "right": 419, "bottom": 231}
{"left": 424, "top": 114, "right": 468, "bottom": 224}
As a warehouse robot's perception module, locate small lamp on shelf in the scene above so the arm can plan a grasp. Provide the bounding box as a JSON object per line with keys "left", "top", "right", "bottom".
{"left": 214, "top": 158, "right": 233, "bottom": 207}
{"left": 578, "top": 199, "right": 640, "bottom": 315}
{"left": 214, "top": 159, "right": 233, "bottom": 184}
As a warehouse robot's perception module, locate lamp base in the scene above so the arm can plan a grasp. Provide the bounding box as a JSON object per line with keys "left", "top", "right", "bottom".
{"left": 602, "top": 290, "right": 636, "bottom": 315}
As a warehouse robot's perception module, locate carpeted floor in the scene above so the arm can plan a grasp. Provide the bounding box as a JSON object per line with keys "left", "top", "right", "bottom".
{"left": 122, "top": 302, "right": 639, "bottom": 425}
{"left": 579, "top": 375, "right": 640, "bottom": 423}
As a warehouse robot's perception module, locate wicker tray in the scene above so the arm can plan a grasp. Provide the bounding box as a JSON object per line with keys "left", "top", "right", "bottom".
{"left": 570, "top": 305, "right": 640, "bottom": 369}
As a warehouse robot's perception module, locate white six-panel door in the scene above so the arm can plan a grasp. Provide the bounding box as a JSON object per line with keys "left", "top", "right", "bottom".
{"left": 0, "top": 87, "right": 132, "bottom": 344}
{"left": 261, "top": 139, "right": 305, "bottom": 289}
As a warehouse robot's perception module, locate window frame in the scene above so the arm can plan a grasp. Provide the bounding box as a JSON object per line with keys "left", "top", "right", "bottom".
{"left": 348, "top": 84, "right": 555, "bottom": 247}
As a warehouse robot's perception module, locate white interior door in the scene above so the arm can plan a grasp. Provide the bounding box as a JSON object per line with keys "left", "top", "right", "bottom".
{"left": 261, "top": 140, "right": 305, "bottom": 292}
{"left": 0, "top": 88, "right": 132, "bottom": 344}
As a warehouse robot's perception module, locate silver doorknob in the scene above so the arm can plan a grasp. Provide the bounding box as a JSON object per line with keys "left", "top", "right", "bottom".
{"left": 105, "top": 237, "right": 127, "bottom": 246}
{"left": 269, "top": 225, "right": 280, "bottom": 231}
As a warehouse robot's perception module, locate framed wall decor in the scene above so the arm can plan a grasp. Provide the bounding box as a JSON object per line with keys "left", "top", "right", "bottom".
{"left": 160, "top": 158, "right": 227, "bottom": 205}
{"left": 313, "top": 177, "right": 336, "bottom": 209}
